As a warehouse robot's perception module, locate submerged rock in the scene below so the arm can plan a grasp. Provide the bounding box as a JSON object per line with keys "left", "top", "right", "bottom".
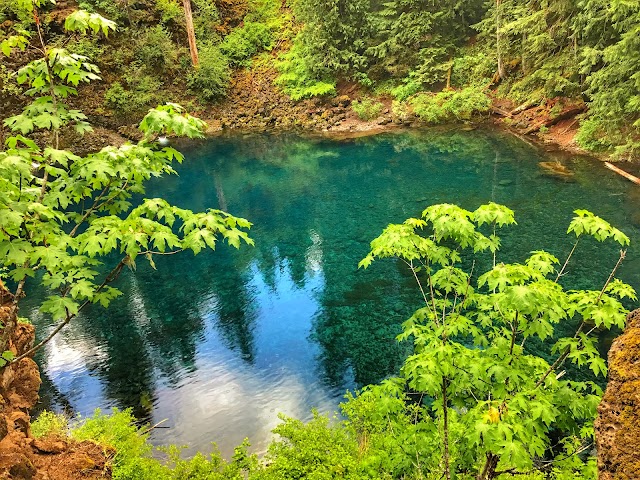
{"left": 596, "top": 308, "right": 640, "bottom": 479}
{"left": 538, "top": 161, "right": 574, "bottom": 178}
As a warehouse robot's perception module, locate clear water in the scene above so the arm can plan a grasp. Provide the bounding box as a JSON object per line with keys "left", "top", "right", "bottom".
{"left": 29, "top": 128, "right": 640, "bottom": 457}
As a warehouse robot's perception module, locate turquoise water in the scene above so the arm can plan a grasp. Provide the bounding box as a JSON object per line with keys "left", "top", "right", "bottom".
{"left": 30, "top": 128, "right": 640, "bottom": 456}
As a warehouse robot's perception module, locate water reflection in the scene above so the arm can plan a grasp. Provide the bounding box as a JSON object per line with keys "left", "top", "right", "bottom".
{"left": 30, "top": 129, "right": 640, "bottom": 456}
{"left": 145, "top": 244, "right": 341, "bottom": 457}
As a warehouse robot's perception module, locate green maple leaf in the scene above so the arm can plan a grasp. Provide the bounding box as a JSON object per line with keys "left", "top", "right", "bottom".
{"left": 4, "top": 115, "right": 35, "bottom": 134}
{"left": 40, "top": 295, "right": 79, "bottom": 320}
{"left": 150, "top": 229, "right": 180, "bottom": 252}
{"left": 80, "top": 235, "right": 104, "bottom": 257}
{"left": 0, "top": 239, "right": 32, "bottom": 266}
{"left": 69, "top": 279, "right": 96, "bottom": 299}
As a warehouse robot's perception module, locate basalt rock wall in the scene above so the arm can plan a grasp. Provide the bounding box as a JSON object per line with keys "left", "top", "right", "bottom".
{"left": 0, "top": 286, "right": 41, "bottom": 478}
{"left": 596, "top": 308, "right": 640, "bottom": 479}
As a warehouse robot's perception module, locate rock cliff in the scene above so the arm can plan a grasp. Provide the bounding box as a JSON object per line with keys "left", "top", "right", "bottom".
{"left": 596, "top": 308, "right": 640, "bottom": 479}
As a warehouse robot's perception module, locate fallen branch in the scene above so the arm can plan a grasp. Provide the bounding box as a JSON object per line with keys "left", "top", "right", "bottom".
{"left": 139, "top": 418, "right": 169, "bottom": 435}
{"left": 510, "top": 100, "right": 537, "bottom": 115}
{"left": 523, "top": 106, "right": 586, "bottom": 135}
{"left": 490, "top": 106, "right": 512, "bottom": 117}
{"left": 605, "top": 162, "right": 640, "bottom": 186}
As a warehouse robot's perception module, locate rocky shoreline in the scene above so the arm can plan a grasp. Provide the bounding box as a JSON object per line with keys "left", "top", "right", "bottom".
{"left": 79, "top": 66, "right": 607, "bottom": 163}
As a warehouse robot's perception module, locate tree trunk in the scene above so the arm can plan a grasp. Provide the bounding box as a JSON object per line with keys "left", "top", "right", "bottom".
{"left": 522, "top": 105, "right": 586, "bottom": 135}
{"left": 521, "top": 33, "right": 526, "bottom": 75}
{"left": 442, "top": 377, "right": 451, "bottom": 480}
{"left": 477, "top": 453, "right": 499, "bottom": 480}
{"left": 183, "top": 0, "right": 199, "bottom": 67}
{"left": 496, "top": 0, "right": 505, "bottom": 79}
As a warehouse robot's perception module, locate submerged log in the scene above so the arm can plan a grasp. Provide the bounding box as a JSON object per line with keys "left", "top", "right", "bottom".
{"left": 605, "top": 162, "right": 640, "bottom": 186}
{"left": 538, "top": 161, "right": 574, "bottom": 178}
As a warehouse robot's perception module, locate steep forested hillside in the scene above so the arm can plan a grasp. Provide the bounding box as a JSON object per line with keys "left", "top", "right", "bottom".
{"left": 2, "top": 0, "right": 639, "bottom": 158}
{"left": 280, "top": 0, "right": 640, "bottom": 158}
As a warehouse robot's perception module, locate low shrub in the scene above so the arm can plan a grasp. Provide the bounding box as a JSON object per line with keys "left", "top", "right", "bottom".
{"left": 575, "top": 117, "right": 616, "bottom": 152}
{"left": 104, "top": 70, "right": 162, "bottom": 117}
{"left": 391, "top": 79, "right": 422, "bottom": 102}
{"left": 410, "top": 86, "right": 491, "bottom": 123}
{"left": 31, "top": 411, "right": 68, "bottom": 438}
{"left": 275, "top": 38, "right": 336, "bottom": 101}
{"left": 219, "top": 22, "right": 273, "bottom": 67}
{"left": 134, "top": 25, "right": 179, "bottom": 72}
{"left": 63, "top": 36, "right": 104, "bottom": 60}
{"left": 154, "top": 0, "right": 182, "bottom": 24}
{"left": 71, "top": 409, "right": 257, "bottom": 480}
{"left": 72, "top": 409, "right": 168, "bottom": 480}
{"left": 187, "top": 45, "right": 231, "bottom": 101}
{"left": 255, "top": 412, "right": 362, "bottom": 480}
{"left": 576, "top": 116, "right": 640, "bottom": 159}
{"left": 352, "top": 98, "right": 384, "bottom": 120}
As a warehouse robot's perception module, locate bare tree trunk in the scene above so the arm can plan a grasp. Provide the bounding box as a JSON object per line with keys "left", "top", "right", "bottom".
{"left": 477, "top": 453, "right": 499, "bottom": 480}
{"left": 183, "top": 0, "right": 199, "bottom": 67}
{"left": 521, "top": 33, "right": 526, "bottom": 75}
{"left": 496, "top": 0, "right": 505, "bottom": 79}
{"left": 442, "top": 377, "right": 451, "bottom": 480}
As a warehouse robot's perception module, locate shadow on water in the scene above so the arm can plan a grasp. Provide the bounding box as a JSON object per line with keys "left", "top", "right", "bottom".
{"left": 28, "top": 127, "right": 640, "bottom": 457}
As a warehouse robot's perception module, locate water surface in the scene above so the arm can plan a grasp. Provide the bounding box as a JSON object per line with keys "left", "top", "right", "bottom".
{"left": 30, "top": 128, "right": 640, "bottom": 456}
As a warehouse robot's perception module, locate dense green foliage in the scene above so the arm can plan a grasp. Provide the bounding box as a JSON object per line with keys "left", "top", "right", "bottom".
{"left": 351, "top": 97, "right": 384, "bottom": 121}
{"left": 355, "top": 203, "right": 633, "bottom": 479}
{"left": 187, "top": 44, "right": 231, "bottom": 100}
{"left": 31, "top": 411, "right": 68, "bottom": 438}
{"left": 274, "top": 41, "right": 337, "bottom": 100}
{"left": 278, "top": 0, "right": 640, "bottom": 156}
{"left": 3, "top": 0, "right": 639, "bottom": 154}
{"left": 0, "top": 0, "right": 253, "bottom": 364}
{"left": 410, "top": 87, "right": 491, "bottom": 124}
{"left": 2, "top": 1, "right": 639, "bottom": 478}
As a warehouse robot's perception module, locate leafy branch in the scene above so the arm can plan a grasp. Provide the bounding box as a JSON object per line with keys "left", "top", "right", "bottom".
{"left": 357, "top": 202, "right": 633, "bottom": 479}
{"left": 0, "top": 3, "right": 253, "bottom": 362}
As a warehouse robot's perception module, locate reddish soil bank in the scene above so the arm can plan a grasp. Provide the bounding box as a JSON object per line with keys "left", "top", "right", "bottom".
{"left": 0, "top": 284, "right": 112, "bottom": 480}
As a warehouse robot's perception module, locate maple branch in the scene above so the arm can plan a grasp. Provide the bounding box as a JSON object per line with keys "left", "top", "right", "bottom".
{"left": 69, "top": 179, "right": 130, "bottom": 237}
{"left": 535, "top": 249, "right": 626, "bottom": 388}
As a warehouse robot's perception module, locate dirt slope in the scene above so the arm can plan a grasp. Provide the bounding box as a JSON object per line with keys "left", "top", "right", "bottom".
{"left": 0, "top": 284, "right": 112, "bottom": 480}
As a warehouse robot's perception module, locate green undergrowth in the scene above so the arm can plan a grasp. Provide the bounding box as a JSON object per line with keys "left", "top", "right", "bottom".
{"left": 31, "top": 411, "right": 68, "bottom": 438}
{"left": 31, "top": 404, "right": 596, "bottom": 480}
{"left": 351, "top": 97, "right": 384, "bottom": 120}
{"left": 275, "top": 39, "right": 337, "bottom": 100}
{"left": 409, "top": 87, "right": 491, "bottom": 123}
